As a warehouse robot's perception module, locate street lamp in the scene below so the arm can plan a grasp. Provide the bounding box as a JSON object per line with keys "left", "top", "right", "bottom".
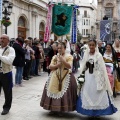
{"left": 2, "top": 0, "right": 13, "bottom": 34}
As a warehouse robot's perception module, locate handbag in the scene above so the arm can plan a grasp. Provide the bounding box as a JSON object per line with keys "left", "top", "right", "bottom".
{"left": 40, "top": 53, "right": 44, "bottom": 63}
{"left": 30, "top": 54, "right": 35, "bottom": 60}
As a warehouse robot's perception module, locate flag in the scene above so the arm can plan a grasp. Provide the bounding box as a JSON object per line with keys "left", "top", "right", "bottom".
{"left": 0, "top": 0, "right": 2, "bottom": 20}
{"left": 52, "top": 4, "right": 73, "bottom": 36}
{"left": 44, "top": 4, "right": 54, "bottom": 42}
{"left": 71, "top": 6, "right": 79, "bottom": 44}
{"left": 100, "top": 20, "right": 111, "bottom": 42}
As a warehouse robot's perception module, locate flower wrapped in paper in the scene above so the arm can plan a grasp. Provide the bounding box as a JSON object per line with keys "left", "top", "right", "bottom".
{"left": 77, "top": 71, "right": 85, "bottom": 95}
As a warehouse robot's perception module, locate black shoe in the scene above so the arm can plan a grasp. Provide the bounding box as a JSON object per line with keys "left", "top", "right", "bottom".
{"left": 28, "top": 76, "right": 32, "bottom": 79}
{"left": 23, "top": 77, "right": 29, "bottom": 80}
{"left": 35, "top": 74, "right": 41, "bottom": 76}
{"left": 32, "top": 74, "right": 36, "bottom": 76}
{"left": 1, "top": 109, "right": 9, "bottom": 115}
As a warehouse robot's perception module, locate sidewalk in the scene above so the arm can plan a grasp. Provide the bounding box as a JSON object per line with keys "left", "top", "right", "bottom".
{"left": 0, "top": 68, "right": 120, "bottom": 120}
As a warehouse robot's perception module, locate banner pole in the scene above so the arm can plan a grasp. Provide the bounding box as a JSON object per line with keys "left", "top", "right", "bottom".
{"left": 62, "top": 0, "right": 64, "bottom": 5}
{"left": 61, "top": 0, "right": 64, "bottom": 41}
{"left": 60, "top": 0, "right": 64, "bottom": 90}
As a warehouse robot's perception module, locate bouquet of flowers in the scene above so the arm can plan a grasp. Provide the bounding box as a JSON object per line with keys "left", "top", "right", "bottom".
{"left": 1, "top": 19, "right": 11, "bottom": 27}
{"left": 77, "top": 71, "right": 85, "bottom": 95}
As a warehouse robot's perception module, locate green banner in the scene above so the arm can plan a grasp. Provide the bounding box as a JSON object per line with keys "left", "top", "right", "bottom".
{"left": 52, "top": 4, "right": 73, "bottom": 36}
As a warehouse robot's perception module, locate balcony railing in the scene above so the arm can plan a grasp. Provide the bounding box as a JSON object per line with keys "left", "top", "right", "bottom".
{"left": 96, "top": 17, "right": 118, "bottom": 22}
{"left": 82, "top": 15, "right": 90, "bottom": 18}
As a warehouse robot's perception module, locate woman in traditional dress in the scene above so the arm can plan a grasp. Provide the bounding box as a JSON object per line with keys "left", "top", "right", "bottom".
{"left": 103, "top": 43, "right": 116, "bottom": 90}
{"left": 40, "top": 42, "right": 77, "bottom": 114}
{"left": 64, "top": 39, "right": 71, "bottom": 54}
{"left": 76, "top": 40, "right": 117, "bottom": 119}
{"left": 113, "top": 39, "right": 120, "bottom": 93}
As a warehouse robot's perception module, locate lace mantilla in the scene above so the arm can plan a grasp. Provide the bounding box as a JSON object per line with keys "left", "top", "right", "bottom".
{"left": 46, "top": 73, "right": 70, "bottom": 99}
{"left": 93, "top": 52, "right": 107, "bottom": 91}
{"left": 94, "top": 60, "right": 106, "bottom": 90}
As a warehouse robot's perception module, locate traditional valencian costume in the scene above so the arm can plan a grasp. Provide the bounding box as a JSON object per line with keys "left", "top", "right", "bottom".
{"left": 40, "top": 53, "right": 77, "bottom": 111}
{"left": 103, "top": 53, "right": 114, "bottom": 90}
{"left": 64, "top": 39, "right": 71, "bottom": 54}
{"left": 76, "top": 45, "right": 117, "bottom": 117}
{"left": 113, "top": 40, "right": 120, "bottom": 64}
{"left": 113, "top": 41, "right": 120, "bottom": 93}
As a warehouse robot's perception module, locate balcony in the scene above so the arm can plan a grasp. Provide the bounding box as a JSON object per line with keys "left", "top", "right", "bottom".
{"left": 96, "top": 17, "right": 119, "bottom": 24}
{"left": 82, "top": 15, "right": 90, "bottom": 18}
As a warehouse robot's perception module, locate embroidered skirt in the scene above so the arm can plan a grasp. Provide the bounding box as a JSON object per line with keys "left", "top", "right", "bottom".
{"left": 40, "top": 73, "right": 77, "bottom": 112}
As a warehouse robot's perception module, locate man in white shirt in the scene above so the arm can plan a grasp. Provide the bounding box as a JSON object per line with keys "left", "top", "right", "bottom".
{"left": 0, "top": 34, "right": 15, "bottom": 115}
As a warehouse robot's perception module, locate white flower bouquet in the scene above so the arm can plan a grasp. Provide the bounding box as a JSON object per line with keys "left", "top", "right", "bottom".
{"left": 77, "top": 71, "right": 85, "bottom": 95}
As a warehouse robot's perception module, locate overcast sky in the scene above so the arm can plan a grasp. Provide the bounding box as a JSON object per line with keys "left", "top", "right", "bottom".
{"left": 89, "top": 0, "right": 97, "bottom": 5}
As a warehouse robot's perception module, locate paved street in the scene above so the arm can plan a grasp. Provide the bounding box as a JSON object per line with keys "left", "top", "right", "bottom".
{"left": 0, "top": 68, "right": 120, "bottom": 120}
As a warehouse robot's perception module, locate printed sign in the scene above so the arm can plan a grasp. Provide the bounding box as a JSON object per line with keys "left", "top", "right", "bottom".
{"left": 100, "top": 20, "right": 111, "bottom": 42}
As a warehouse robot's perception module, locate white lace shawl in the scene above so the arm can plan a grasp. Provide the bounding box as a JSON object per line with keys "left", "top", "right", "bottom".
{"left": 65, "top": 41, "right": 71, "bottom": 54}
{"left": 79, "top": 45, "right": 113, "bottom": 96}
{"left": 113, "top": 40, "right": 120, "bottom": 52}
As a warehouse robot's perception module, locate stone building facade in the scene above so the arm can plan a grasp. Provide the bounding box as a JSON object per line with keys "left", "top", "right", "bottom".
{"left": 96, "top": 0, "right": 120, "bottom": 41}
{"left": 0, "top": 0, "right": 48, "bottom": 39}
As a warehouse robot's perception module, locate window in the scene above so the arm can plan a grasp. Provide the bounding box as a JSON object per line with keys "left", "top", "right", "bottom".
{"left": 84, "top": 29, "right": 85, "bottom": 35}
{"left": 39, "top": 22, "right": 45, "bottom": 31}
{"left": 18, "top": 16, "right": 26, "bottom": 27}
{"left": 86, "top": 19, "right": 88, "bottom": 25}
{"left": 39, "top": 22, "right": 45, "bottom": 39}
{"left": 84, "top": 19, "right": 85, "bottom": 25}
{"left": 84, "top": 10, "right": 87, "bottom": 17}
{"left": 105, "top": 8, "right": 113, "bottom": 18}
{"left": 86, "top": 29, "right": 88, "bottom": 35}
